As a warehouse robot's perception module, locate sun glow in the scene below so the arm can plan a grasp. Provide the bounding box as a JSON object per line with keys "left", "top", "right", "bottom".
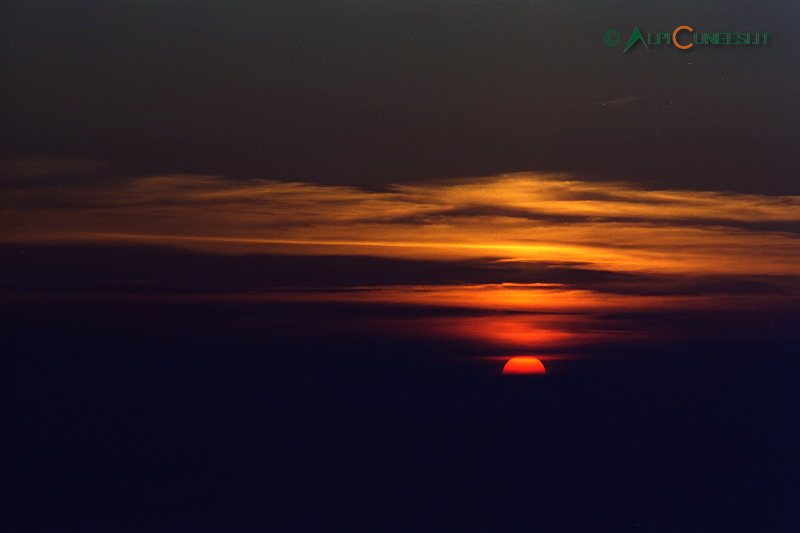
{"left": 503, "top": 356, "right": 547, "bottom": 375}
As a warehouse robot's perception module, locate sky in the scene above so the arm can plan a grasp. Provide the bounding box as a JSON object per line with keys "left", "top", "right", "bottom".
{"left": 3, "top": 2, "right": 800, "bottom": 530}
{"left": 3, "top": 171, "right": 798, "bottom": 360}
{"left": 2, "top": 1, "right": 799, "bottom": 192}
{"left": 2, "top": 1, "right": 799, "bottom": 361}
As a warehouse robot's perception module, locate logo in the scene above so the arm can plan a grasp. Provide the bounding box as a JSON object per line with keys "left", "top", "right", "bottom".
{"left": 603, "top": 30, "right": 620, "bottom": 47}
{"left": 604, "top": 26, "right": 771, "bottom": 52}
{"left": 623, "top": 27, "right": 648, "bottom": 53}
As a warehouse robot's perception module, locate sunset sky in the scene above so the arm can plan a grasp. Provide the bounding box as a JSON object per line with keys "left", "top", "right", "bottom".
{"left": 3, "top": 2, "right": 799, "bottom": 531}
{"left": 2, "top": 0, "right": 799, "bottom": 363}
{"left": 3, "top": 170, "right": 798, "bottom": 360}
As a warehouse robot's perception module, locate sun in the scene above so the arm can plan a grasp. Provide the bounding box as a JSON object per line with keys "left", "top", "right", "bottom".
{"left": 503, "top": 356, "right": 546, "bottom": 375}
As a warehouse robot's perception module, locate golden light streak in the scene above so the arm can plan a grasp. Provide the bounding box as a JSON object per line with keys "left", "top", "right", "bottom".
{"left": 3, "top": 172, "right": 799, "bottom": 278}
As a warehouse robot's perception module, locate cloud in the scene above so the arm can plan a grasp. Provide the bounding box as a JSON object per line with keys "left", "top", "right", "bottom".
{"left": 0, "top": 154, "right": 107, "bottom": 185}
{"left": 4, "top": 166, "right": 799, "bottom": 354}
{"left": 570, "top": 96, "right": 645, "bottom": 109}
{"left": 3, "top": 172, "right": 798, "bottom": 278}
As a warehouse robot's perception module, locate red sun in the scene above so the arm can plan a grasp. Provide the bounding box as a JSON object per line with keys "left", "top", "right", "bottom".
{"left": 503, "top": 356, "right": 547, "bottom": 375}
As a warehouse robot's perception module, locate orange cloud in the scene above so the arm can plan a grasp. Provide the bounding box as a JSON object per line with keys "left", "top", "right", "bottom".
{"left": 5, "top": 171, "right": 797, "bottom": 354}
{"left": 3, "top": 172, "right": 798, "bottom": 277}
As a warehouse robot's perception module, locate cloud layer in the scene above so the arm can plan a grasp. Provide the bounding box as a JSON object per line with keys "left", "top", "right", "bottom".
{"left": 4, "top": 172, "right": 799, "bottom": 275}
{"left": 3, "top": 172, "right": 798, "bottom": 354}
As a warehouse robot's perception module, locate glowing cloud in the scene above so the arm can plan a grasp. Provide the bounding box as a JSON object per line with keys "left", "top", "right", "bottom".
{"left": 3, "top": 172, "right": 798, "bottom": 277}
{"left": 3, "top": 172, "right": 797, "bottom": 353}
